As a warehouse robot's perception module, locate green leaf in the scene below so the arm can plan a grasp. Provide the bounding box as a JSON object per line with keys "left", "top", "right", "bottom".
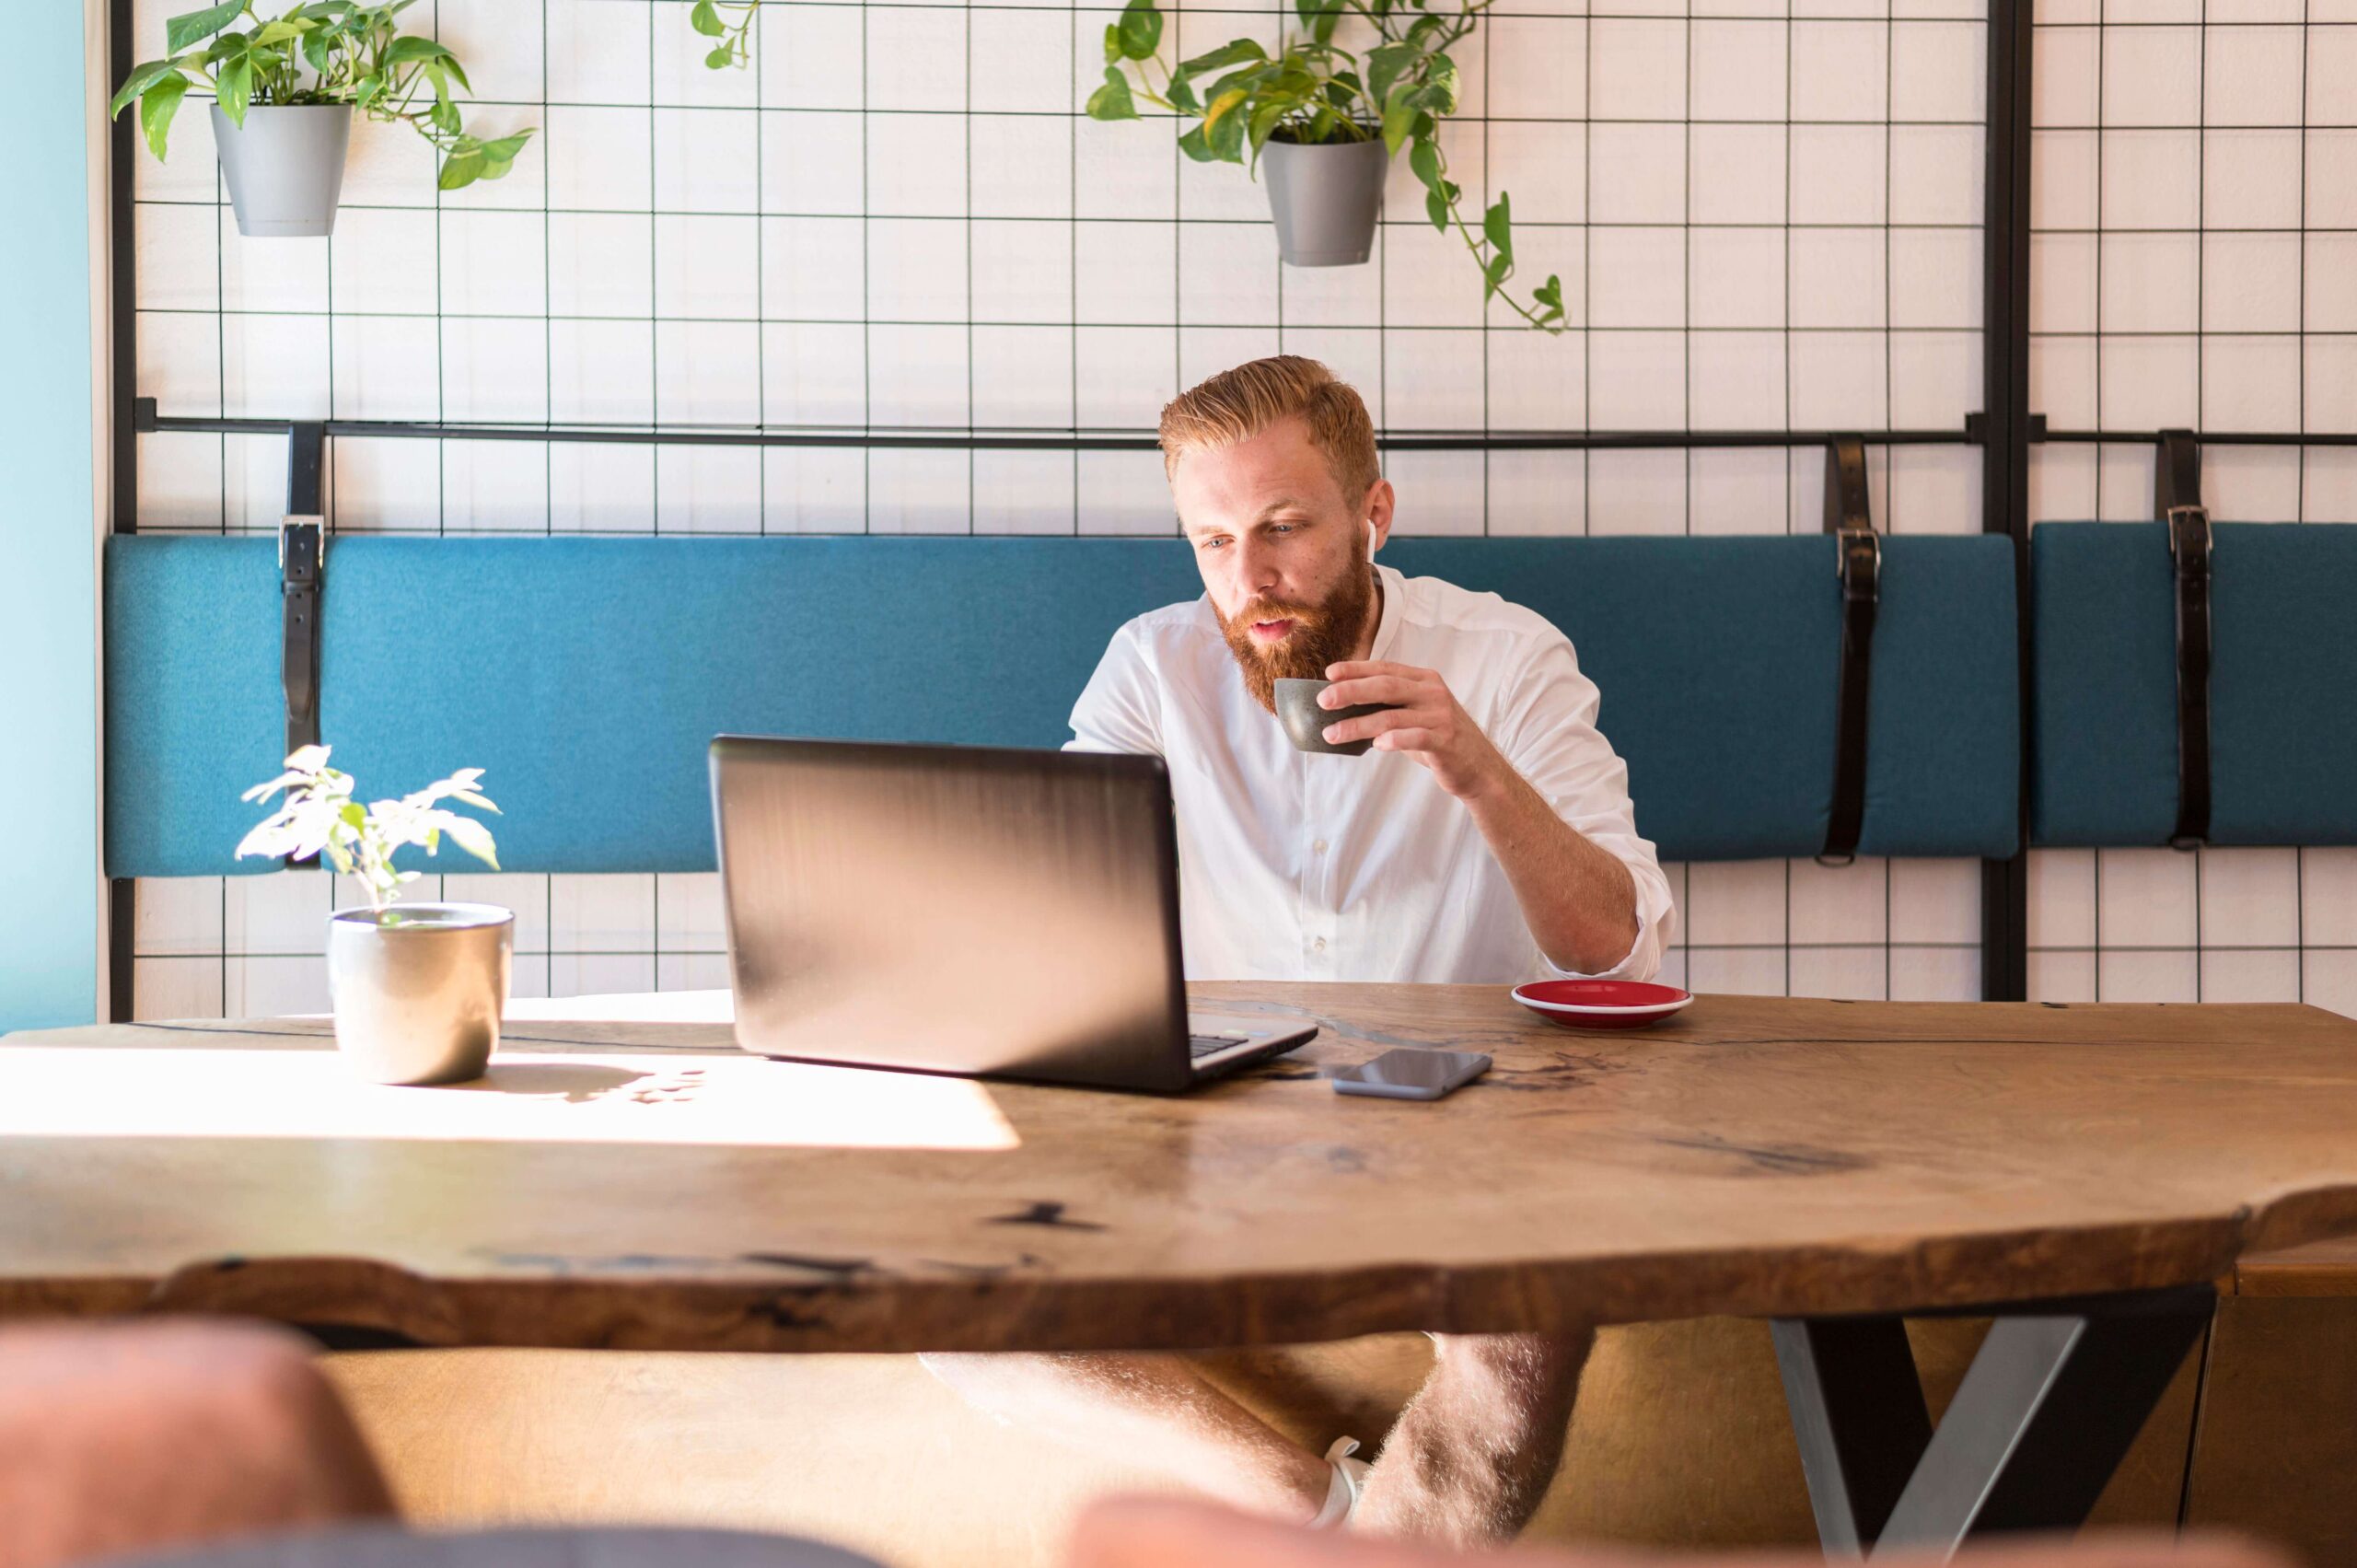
{"left": 1085, "top": 66, "right": 1138, "bottom": 121}
{"left": 690, "top": 0, "right": 726, "bottom": 37}
{"left": 1103, "top": 22, "right": 1122, "bottom": 65}
{"left": 441, "top": 814, "right": 499, "bottom": 869}
{"left": 1204, "top": 64, "right": 1267, "bottom": 105}
{"left": 430, "top": 91, "right": 461, "bottom": 134}
{"left": 1365, "top": 41, "right": 1417, "bottom": 109}
{"left": 111, "top": 59, "right": 181, "bottom": 118}
{"left": 302, "top": 25, "right": 334, "bottom": 74}
{"left": 1412, "top": 52, "right": 1458, "bottom": 115}
{"left": 1174, "top": 39, "right": 1264, "bottom": 81}
{"left": 215, "top": 54, "right": 254, "bottom": 124}
{"left": 1247, "top": 98, "right": 1290, "bottom": 153}
{"left": 1532, "top": 273, "right": 1564, "bottom": 322}
{"left": 1166, "top": 75, "right": 1200, "bottom": 113}
{"left": 253, "top": 18, "right": 305, "bottom": 45}
{"left": 1295, "top": 0, "right": 1342, "bottom": 43}
{"left": 1424, "top": 184, "right": 1448, "bottom": 231}
{"left": 706, "top": 44, "right": 733, "bottom": 67}
{"left": 383, "top": 34, "right": 451, "bottom": 67}
{"left": 166, "top": 0, "right": 247, "bottom": 54}
{"left": 1205, "top": 100, "right": 1247, "bottom": 162}
{"left": 1482, "top": 190, "right": 1513, "bottom": 268}
{"left": 354, "top": 70, "right": 386, "bottom": 109}
{"left": 1379, "top": 96, "right": 1417, "bottom": 154}
{"left": 1177, "top": 123, "right": 1215, "bottom": 161}
{"left": 1116, "top": 0, "right": 1162, "bottom": 61}
{"left": 1201, "top": 85, "right": 1248, "bottom": 134}
{"left": 1408, "top": 135, "right": 1441, "bottom": 192}
{"left": 138, "top": 72, "right": 190, "bottom": 159}
{"left": 1482, "top": 251, "right": 1510, "bottom": 299}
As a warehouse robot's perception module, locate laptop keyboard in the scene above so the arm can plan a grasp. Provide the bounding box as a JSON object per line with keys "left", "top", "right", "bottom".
{"left": 1189, "top": 1030, "right": 1255, "bottom": 1058}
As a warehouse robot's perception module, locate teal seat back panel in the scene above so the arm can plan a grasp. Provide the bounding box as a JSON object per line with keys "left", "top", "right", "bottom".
{"left": 2031, "top": 520, "right": 2357, "bottom": 847}
{"left": 106, "top": 537, "right": 292, "bottom": 879}
{"left": 105, "top": 532, "right": 2018, "bottom": 877}
{"left": 1387, "top": 535, "right": 2018, "bottom": 861}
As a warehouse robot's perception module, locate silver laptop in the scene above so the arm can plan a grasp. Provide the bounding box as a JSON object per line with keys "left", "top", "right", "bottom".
{"left": 709, "top": 736, "right": 1318, "bottom": 1091}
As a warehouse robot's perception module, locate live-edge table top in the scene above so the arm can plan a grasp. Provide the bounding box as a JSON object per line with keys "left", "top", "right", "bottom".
{"left": 6, "top": 985, "right": 2357, "bottom": 1353}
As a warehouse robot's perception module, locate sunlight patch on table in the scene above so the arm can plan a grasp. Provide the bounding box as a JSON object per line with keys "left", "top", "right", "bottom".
{"left": 0, "top": 1048, "right": 1018, "bottom": 1150}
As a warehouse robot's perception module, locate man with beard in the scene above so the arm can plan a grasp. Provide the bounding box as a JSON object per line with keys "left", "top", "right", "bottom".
{"left": 921, "top": 355, "right": 1673, "bottom": 1544}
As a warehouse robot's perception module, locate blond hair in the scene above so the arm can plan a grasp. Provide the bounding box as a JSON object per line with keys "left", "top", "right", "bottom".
{"left": 1158, "top": 355, "right": 1380, "bottom": 509}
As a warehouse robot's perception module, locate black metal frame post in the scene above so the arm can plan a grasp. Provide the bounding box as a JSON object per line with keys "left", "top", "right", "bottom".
{"left": 1773, "top": 1285, "right": 2213, "bottom": 1559}
{"left": 104, "top": 0, "right": 137, "bottom": 1025}
{"left": 1979, "top": 0, "right": 2035, "bottom": 1003}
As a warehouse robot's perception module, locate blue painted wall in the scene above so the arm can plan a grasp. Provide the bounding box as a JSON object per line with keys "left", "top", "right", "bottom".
{"left": 0, "top": 5, "right": 99, "bottom": 1028}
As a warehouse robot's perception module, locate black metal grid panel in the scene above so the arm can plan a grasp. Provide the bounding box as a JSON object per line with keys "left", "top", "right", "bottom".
{"left": 118, "top": 0, "right": 2001, "bottom": 1018}
{"left": 2022, "top": 0, "right": 2357, "bottom": 1013}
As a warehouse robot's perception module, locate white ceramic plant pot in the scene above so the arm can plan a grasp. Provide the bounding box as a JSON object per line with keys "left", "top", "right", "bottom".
{"left": 211, "top": 102, "right": 354, "bottom": 238}
{"left": 1261, "top": 137, "right": 1388, "bottom": 267}
{"left": 326, "top": 902, "right": 514, "bottom": 1086}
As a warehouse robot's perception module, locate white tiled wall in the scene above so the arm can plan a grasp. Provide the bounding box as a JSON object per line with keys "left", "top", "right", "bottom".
{"left": 128, "top": 0, "right": 2212, "bottom": 1017}
{"left": 2023, "top": 1, "right": 2357, "bottom": 1010}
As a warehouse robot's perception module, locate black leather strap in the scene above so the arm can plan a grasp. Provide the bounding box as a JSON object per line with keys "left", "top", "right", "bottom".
{"left": 2156, "top": 430, "right": 2210, "bottom": 850}
{"left": 1822, "top": 437, "right": 1877, "bottom": 865}
{"left": 280, "top": 422, "right": 327, "bottom": 762}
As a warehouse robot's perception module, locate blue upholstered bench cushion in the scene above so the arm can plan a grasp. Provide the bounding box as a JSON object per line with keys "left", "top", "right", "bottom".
{"left": 2030, "top": 520, "right": 2357, "bottom": 847}
{"left": 106, "top": 533, "right": 2018, "bottom": 877}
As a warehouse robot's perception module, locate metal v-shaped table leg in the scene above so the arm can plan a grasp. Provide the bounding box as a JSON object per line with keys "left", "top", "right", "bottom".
{"left": 1771, "top": 1284, "right": 2214, "bottom": 1560}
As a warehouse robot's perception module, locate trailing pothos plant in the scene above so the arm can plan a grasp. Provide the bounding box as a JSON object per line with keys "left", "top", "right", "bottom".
{"left": 1086, "top": 0, "right": 1563, "bottom": 331}
{"left": 689, "top": 0, "right": 764, "bottom": 69}
{"left": 111, "top": 2, "right": 532, "bottom": 192}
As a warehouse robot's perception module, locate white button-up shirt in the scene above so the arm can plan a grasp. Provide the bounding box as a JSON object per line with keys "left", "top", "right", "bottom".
{"left": 1066, "top": 563, "right": 1676, "bottom": 984}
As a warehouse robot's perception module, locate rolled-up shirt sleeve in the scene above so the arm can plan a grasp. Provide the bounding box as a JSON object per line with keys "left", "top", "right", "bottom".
{"left": 1493, "top": 633, "right": 1678, "bottom": 982}
{"left": 1065, "top": 620, "right": 1164, "bottom": 757}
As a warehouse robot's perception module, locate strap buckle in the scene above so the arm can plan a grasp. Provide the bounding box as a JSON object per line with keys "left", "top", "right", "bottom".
{"left": 2166, "top": 504, "right": 2211, "bottom": 579}
{"left": 1837, "top": 527, "right": 1881, "bottom": 606}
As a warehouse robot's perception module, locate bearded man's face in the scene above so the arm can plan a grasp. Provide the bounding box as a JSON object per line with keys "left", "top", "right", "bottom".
{"left": 1171, "top": 417, "right": 1386, "bottom": 714}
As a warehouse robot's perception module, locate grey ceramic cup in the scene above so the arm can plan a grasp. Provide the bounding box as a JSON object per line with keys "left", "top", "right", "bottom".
{"left": 1274, "top": 678, "right": 1397, "bottom": 757}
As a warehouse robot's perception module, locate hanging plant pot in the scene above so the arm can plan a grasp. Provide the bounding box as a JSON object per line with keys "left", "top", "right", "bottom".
{"left": 1261, "top": 137, "right": 1387, "bottom": 268}
{"left": 211, "top": 103, "right": 354, "bottom": 238}
{"left": 327, "top": 902, "right": 515, "bottom": 1086}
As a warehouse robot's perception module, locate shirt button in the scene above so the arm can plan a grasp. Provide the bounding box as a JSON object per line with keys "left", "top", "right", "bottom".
{"left": 1312, "top": 839, "right": 1329, "bottom": 854}
{"left": 1313, "top": 936, "right": 1328, "bottom": 952}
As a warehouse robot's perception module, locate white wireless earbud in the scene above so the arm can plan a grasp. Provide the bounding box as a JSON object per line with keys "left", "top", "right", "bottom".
{"left": 1364, "top": 519, "right": 1378, "bottom": 556}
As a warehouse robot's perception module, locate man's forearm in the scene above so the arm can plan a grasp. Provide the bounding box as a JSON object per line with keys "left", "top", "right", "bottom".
{"left": 1460, "top": 765, "right": 1641, "bottom": 975}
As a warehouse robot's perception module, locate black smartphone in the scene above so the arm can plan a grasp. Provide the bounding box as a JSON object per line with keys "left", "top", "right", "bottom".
{"left": 1329, "top": 1048, "right": 1491, "bottom": 1101}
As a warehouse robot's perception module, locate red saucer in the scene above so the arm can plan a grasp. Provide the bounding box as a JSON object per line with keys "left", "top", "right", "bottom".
{"left": 1511, "top": 979, "right": 1695, "bottom": 1030}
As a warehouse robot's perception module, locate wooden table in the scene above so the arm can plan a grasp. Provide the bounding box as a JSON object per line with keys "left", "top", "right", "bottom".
{"left": 8, "top": 985, "right": 2357, "bottom": 1556}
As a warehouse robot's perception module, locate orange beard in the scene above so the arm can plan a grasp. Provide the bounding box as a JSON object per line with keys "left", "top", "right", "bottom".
{"left": 1214, "top": 551, "right": 1377, "bottom": 714}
